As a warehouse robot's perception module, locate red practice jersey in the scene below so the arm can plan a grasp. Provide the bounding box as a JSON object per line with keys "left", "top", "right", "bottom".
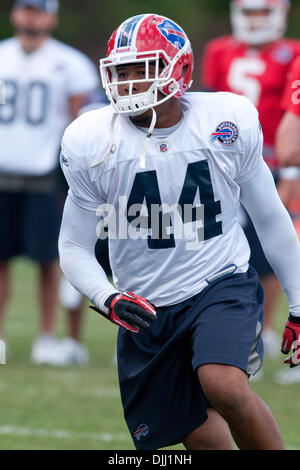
{"left": 201, "top": 36, "right": 300, "bottom": 170}
{"left": 281, "top": 55, "right": 300, "bottom": 117}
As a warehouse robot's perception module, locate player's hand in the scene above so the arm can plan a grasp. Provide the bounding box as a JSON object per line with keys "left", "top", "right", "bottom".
{"left": 281, "top": 314, "right": 300, "bottom": 368}
{"left": 90, "top": 291, "right": 157, "bottom": 333}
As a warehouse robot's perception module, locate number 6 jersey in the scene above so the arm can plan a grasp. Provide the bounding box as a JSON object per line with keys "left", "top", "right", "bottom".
{"left": 0, "top": 37, "right": 99, "bottom": 176}
{"left": 61, "top": 92, "right": 264, "bottom": 307}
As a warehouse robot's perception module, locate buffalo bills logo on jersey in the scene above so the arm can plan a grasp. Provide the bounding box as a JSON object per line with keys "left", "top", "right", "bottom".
{"left": 157, "top": 19, "right": 186, "bottom": 50}
{"left": 134, "top": 424, "right": 149, "bottom": 441}
{"left": 211, "top": 122, "right": 239, "bottom": 146}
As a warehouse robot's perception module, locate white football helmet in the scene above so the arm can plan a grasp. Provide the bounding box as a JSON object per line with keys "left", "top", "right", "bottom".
{"left": 230, "top": 0, "right": 290, "bottom": 46}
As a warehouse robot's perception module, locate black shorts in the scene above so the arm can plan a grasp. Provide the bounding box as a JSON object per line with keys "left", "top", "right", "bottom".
{"left": 117, "top": 266, "right": 264, "bottom": 450}
{"left": 0, "top": 191, "right": 61, "bottom": 263}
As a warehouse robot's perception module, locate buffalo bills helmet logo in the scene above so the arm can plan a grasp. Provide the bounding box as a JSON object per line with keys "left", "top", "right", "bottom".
{"left": 211, "top": 122, "right": 239, "bottom": 145}
{"left": 134, "top": 424, "right": 149, "bottom": 441}
{"left": 157, "top": 19, "right": 186, "bottom": 50}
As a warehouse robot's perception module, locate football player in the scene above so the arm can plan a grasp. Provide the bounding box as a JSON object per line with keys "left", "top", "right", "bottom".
{"left": 277, "top": 55, "right": 300, "bottom": 167}
{"left": 0, "top": 0, "right": 99, "bottom": 364}
{"left": 200, "top": 0, "right": 300, "bottom": 360}
{"left": 275, "top": 55, "right": 300, "bottom": 384}
{"left": 57, "top": 14, "right": 300, "bottom": 450}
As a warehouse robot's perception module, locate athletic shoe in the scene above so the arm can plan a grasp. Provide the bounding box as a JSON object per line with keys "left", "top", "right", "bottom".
{"left": 274, "top": 367, "right": 300, "bottom": 384}
{"left": 31, "top": 335, "right": 60, "bottom": 365}
{"left": 45, "top": 338, "right": 89, "bottom": 366}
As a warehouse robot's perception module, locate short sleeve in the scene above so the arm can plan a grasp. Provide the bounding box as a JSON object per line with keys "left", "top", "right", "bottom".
{"left": 66, "top": 51, "right": 100, "bottom": 96}
{"left": 235, "top": 99, "right": 264, "bottom": 185}
{"left": 61, "top": 125, "right": 105, "bottom": 212}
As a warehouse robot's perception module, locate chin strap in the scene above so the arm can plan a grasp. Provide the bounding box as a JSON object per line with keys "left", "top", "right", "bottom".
{"left": 91, "top": 107, "right": 157, "bottom": 170}
{"left": 139, "top": 107, "right": 157, "bottom": 169}
{"left": 91, "top": 112, "right": 118, "bottom": 168}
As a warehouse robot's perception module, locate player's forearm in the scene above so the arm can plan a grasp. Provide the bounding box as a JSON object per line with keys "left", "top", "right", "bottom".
{"left": 58, "top": 197, "right": 118, "bottom": 312}
{"left": 59, "top": 238, "right": 117, "bottom": 312}
{"left": 240, "top": 162, "right": 300, "bottom": 316}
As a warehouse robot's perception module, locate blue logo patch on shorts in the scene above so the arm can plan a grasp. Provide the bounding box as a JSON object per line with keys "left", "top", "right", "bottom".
{"left": 134, "top": 424, "right": 149, "bottom": 441}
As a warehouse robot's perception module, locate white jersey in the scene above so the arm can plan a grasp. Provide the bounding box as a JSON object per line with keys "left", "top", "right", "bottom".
{"left": 0, "top": 37, "right": 99, "bottom": 176}
{"left": 61, "top": 92, "right": 264, "bottom": 307}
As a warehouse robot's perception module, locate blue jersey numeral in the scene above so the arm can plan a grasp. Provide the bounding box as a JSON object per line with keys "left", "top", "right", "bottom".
{"left": 127, "top": 160, "right": 223, "bottom": 249}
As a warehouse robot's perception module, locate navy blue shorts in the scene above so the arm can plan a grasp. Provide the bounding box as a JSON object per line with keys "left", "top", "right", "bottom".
{"left": 117, "top": 266, "right": 264, "bottom": 450}
{"left": 0, "top": 191, "right": 61, "bottom": 263}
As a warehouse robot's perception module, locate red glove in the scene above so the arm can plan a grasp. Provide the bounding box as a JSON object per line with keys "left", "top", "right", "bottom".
{"left": 90, "top": 291, "right": 157, "bottom": 333}
{"left": 281, "top": 315, "right": 300, "bottom": 368}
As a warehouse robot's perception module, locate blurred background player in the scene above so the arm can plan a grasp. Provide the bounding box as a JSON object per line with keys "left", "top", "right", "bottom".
{"left": 277, "top": 55, "right": 300, "bottom": 167}
{"left": 0, "top": 0, "right": 99, "bottom": 364}
{"left": 200, "top": 0, "right": 300, "bottom": 363}
{"left": 275, "top": 55, "right": 300, "bottom": 384}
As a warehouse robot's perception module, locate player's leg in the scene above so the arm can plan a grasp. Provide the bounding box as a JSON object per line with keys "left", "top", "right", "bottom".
{"left": 39, "top": 260, "right": 60, "bottom": 334}
{"left": 25, "top": 189, "right": 61, "bottom": 363}
{"left": 183, "top": 407, "right": 233, "bottom": 450}
{"left": 117, "top": 297, "right": 234, "bottom": 451}
{"left": 50, "top": 277, "right": 89, "bottom": 366}
{"left": 197, "top": 364, "right": 285, "bottom": 450}
{"left": 65, "top": 305, "right": 84, "bottom": 341}
{"left": 0, "top": 191, "right": 22, "bottom": 339}
{"left": 260, "top": 274, "right": 282, "bottom": 355}
{"left": 0, "top": 262, "right": 10, "bottom": 337}
{"left": 190, "top": 266, "right": 284, "bottom": 449}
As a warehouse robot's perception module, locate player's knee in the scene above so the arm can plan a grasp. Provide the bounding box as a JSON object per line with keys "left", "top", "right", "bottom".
{"left": 183, "top": 425, "right": 233, "bottom": 450}
{"left": 207, "top": 383, "right": 249, "bottom": 417}
{"left": 199, "top": 372, "right": 249, "bottom": 416}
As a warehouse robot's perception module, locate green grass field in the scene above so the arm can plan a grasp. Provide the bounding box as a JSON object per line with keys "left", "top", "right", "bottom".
{"left": 1, "top": 258, "right": 300, "bottom": 450}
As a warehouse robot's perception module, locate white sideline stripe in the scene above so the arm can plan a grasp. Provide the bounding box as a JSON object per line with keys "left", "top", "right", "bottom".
{"left": 0, "top": 426, "right": 128, "bottom": 442}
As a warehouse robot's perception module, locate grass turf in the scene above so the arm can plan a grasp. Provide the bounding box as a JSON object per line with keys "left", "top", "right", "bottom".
{"left": 0, "top": 258, "right": 299, "bottom": 450}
